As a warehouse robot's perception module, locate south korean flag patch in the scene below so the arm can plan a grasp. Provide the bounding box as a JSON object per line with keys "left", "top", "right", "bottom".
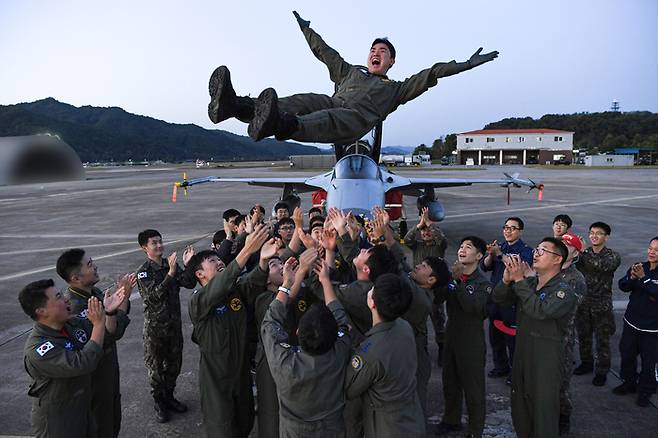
{"left": 137, "top": 271, "right": 148, "bottom": 280}
{"left": 74, "top": 328, "right": 88, "bottom": 344}
{"left": 36, "top": 341, "right": 55, "bottom": 357}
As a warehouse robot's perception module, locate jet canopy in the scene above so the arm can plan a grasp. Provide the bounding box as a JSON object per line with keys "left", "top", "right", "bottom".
{"left": 334, "top": 155, "right": 379, "bottom": 180}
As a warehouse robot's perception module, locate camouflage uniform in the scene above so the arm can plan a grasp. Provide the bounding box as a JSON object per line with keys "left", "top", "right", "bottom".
{"left": 558, "top": 265, "right": 586, "bottom": 418}
{"left": 65, "top": 286, "right": 130, "bottom": 438}
{"left": 136, "top": 258, "right": 196, "bottom": 402}
{"left": 575, "top": 247, "right": 621, "bottom": 374}
{"left": 404, "top": 225, "right": 448, "bottom": 353}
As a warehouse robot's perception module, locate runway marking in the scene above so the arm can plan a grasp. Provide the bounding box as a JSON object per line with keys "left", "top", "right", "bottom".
{"left": 0, "top": 234, "right": 210, "bottom": 282}
{"left": 0, "top": 240, "right": 136, "bottom": 256}
{"left": 446, "top": 194, "right": 658, "bottom": 219}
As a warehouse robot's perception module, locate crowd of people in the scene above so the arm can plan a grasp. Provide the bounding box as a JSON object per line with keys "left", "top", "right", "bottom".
{"left": 18, "top": 202, "right": 658, "bottom": 438}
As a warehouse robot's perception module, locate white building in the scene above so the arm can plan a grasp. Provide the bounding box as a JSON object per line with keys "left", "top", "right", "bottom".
{"left": 456, "top": 129, "right": 574, "bottom": 165}
{"left": 584, "top": 154, "right": 634, "bottom": 167}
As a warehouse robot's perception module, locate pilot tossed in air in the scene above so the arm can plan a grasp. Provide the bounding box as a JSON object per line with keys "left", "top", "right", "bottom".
{"left": 208, "top": 11, "right": 498, "bottom": 145}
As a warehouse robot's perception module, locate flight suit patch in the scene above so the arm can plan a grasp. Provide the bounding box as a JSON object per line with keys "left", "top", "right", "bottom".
{"left": 466, "top": 285, "right": 475, "bottom": 294}
{"left": 214, "top": 305, "right": 227, "bottom": 315}
{"left": 280, "top": 343, "right": 291, "bottom": 349}
{"left": 351, "top": 355, "right": 363, "bottom": 370}
{"left": 36, "top": 341, "right": 55, "bottom": 357}
{"left": 74, "top": 328, "right": 88, "bottom": 344}
{"left": 230, "top": 298, "right": 242, "bottom": 311}
{"left": 137, "top": 272, "right": 148, "bottom": 279}
{"left": 64, "top": 341, "right": 74, "bottom": 351}
{"left": 79, "top": 309, "right": 88, "bottom": 319}
{"left": 337, "top": 330, "right": 345, "bottom": 338}
{"left": 360, "top": 341, "right": 372, "bottom": 353}
{"left": 486, "top": 286, "right": 492, "bottom": 294}
{"left": 297, "top": 299, "right": 307, "bottom": 312}
{"left": 557, "top": 290, "right": 566, "bottom": 299}
{"left": 539, "top": 293, "right": 546, "bottom": 301}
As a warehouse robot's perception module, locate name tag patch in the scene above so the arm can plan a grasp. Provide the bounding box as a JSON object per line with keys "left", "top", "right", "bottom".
{"left": 36, "top": 341, "right": 55, "bottom": 357}
{"left": 137, "top": 272, "right": 148, "bottom": 279}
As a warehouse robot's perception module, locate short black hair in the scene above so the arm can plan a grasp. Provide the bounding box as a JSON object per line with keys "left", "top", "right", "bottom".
{"left": 372, "top": 273, "right": 411, "bottom": 322}
{"left": 56, "top": 248, "right": 85, "bottom": 282}
{"left": 366, "top": 244, "right": 398, "bottom": 282}
{"left": 250, "top": 205, "right": 265, "bottom": 215}
{"left": 460, "top": 236, "right": 488, "bottom": 256}
{"left": 222, "top": 209, "right": 241, "bottom": 221}
{"left": 553, "top": 214, "right": 573, "bottom": 228}
{"left": 212, "top": 230, "right": 227, "bottom": 246}
{"left": 308, "top": 216, "right": 325, "bottom": 233}
{"left": 19, "top": 279, "right": 54, "bottom": 320}
{"left": 274, "top": 202, "right": 289, "bottom": 213}
{"left": 138, "top": 229, "right": 162, "bottom": 247}
{"left": 650, "top": 236, "right": 658, "bottom": 244}
{"left": 505, "top": 217, "right": 524, "bottom": 230}
{"left": 372, "top": 37, "right": 396, "bottom": 59}
{"left": 589, "top": 221, "right": 611, "bottom": 235}
{"left": 540, "top": 237, "right": 568, "bottom": 267}
{"left": 308, "top": 207, "right": 323, "bottom": 216}
{"left": 298, "top": 303, "right": 338, "bottom": 355}
{"left": 423, "top": 256, "right": 451, "bottom": 288}
{"left": 235, "top": 214, "right": 246, "bottom": 227}
{"left": 278, "top": 217, "right": 295, "bottom": 228}
{"left": 184, "top": 250, "right": 218, "bottom": 285}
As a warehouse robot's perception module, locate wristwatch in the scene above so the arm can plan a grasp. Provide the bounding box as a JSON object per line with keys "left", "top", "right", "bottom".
{"left": 278, "top": 286, "right": 291, "bottom": 296}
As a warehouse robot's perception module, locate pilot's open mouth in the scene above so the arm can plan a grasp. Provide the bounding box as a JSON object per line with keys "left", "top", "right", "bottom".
{"left": 371, "top": 58, "right": 381, "bottom": 66}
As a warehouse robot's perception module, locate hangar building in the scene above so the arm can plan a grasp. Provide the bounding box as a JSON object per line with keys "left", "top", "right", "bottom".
{"left": 456, "top": 129, "right": 574, "bottom": 165}
{"left": 0, "top": 135, "right": 85, "bottom": 185}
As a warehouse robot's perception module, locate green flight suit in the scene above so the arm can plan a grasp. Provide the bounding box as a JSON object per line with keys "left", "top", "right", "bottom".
{"left": 277, "top": 25, "right": 476, "bottom": 144}
{"left": 493, "top": 275, "right": 577, "bottom": 438}
{"left": 345, "top": 318, "right": 426, "bottom": 438}
{"left": 436, "top": 269, "right": 490, "bottom": 437}
{"left": 24, "top": 318, "right": 103, "bottom": 438}
{"left": 261, "top": 298, "right": 351, "bottom": 438}
{"left": 253, "top": 286, "right": 317, "bottom": 438}
{"left": 136, "top": 258, "right": 195, "bottom": 401}
{"left": 65, "top": 286, "right": 130, "bottom": 438}
{"left": 188, "top": 260, "right": 267, "bottom": 438}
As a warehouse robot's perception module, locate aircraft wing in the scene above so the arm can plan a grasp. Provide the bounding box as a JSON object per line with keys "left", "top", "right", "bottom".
{"left": 384, "top": 172, "right": 541, "bottom": 196}
{"left": 175, "top": 174, "right": 331, "bottom": 193}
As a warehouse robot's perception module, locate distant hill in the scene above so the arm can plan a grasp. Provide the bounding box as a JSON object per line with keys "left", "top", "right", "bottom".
{"left": 0, "top": 98, "right": 322, "bottom": 162}
{"left": 485, "top": 111, "right": 658, "bottom": 152}
{"left": 381, "top": 146, "right": 415, "bottom": 155}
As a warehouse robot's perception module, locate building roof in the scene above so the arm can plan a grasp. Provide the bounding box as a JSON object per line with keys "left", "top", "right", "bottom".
{"left": 459, "top": 129, "right": 573, "bottom": 135}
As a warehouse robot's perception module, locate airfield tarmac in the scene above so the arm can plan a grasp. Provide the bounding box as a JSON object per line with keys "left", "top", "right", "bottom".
{"left": 1, "top": 164, "right": 657, "bottom": 437}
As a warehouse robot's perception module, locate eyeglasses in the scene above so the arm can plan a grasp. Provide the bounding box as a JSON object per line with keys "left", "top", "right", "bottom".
{"left": 553, "top": 222, "right": 569, "bottom": 228}
{"left": 533, "top": 247, "right": 561, "bottom": 257}
{"left": 279, "top": 226, "right": 294, "bottom": 231}
{"left": 503, "top": 226, "right": 520, "bottom": 232}
{"left": 589, "top": 231, "right": 606, "bottom": 236}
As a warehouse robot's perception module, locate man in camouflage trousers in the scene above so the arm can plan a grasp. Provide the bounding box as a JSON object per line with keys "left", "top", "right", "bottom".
{"left": 574, "top": 222, "right": 621, "bottom": 386}
{"left": 136, "top": 229, "right": 196, "bottom": 422}
{"left": 557, "top": 234, "right": 587, "bottom": 437}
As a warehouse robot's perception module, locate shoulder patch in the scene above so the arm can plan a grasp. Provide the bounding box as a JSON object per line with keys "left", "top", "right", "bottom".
{"left": 297, "top": 299, "right": 307, "bottom": 312}
{"left": 230, "top": 297, "right": 242, "bottom": 312}
{"left": 137, "top": 271, "right": 148, "bottom": 280}
{"left": 351, "top": 355, "right": 363, "bottom": 370}
{"left": 36, "top": 341, "right": 55, "bottom": 357}
{"left": 78, "top": 309, "right": 88, "bottom": 319}
{"left": 486, "top": 286, "right": 493, "bottom": 294}
{"left": 279, "top": 342, "right": 291, "bottom": 349}
{"left": 557, "top": 290, "right": 566, "bottom": 299}
{"left": 74, "top": 328, "right": 88, "bottom": 344}
{"left": 64, "top": 340, "right": 74, "bottom": 351}
{"left": 466, "top": 285, "right": 475, "bottom": 295}
{"left": 448, "top": 282, "right": 457, "bottom": 292}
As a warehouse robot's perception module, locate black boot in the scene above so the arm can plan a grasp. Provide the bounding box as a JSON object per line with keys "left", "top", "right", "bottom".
{"left": 573, "top": 362, "right": 593, "bottom": 375}
{"left": 274, "top": 113, "right": 299, "bottom": 141}
{"left": 248, "top": 88, "right": 299, "bottom": 141}
{"left": 208, "top": 65, "right": 238, "bottom": 123}
{"left": 154, "top": 398, "right": 170, "bottom": 423}
{"left": 558, "top": 414, "right": 570, "bottom": 437}
{"left": 165, "top": 390, "right": 188, "bottom": 413}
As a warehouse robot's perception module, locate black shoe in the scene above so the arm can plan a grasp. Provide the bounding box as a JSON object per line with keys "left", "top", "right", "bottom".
{"left": 274, "top": 112, "right": 299, "bottom": 141}
{"left": 636, "top": 393, "right": 651, "bottom": 407}
{"left": 558, "top": 414, "right": 570, "bottom": 437}
{"left": 436, "top": 422, "right": 462, "bottom": 435}
{"left": 208, "top": 66, "right": 237, "bottom": 124}
{"left": 165, "top": 395, "right": 188, "bottom": 413}
{"left": 248, "top": 88, "right": 279, "bottom": 141}
{"left": 612, "top": 381, "right": 637, "bottom": 395}
{"left": 154, "top": 400, "right": 170, "bottom": 423}
{"left": 592, "top": 373, "right": 607, "bottom": 386}
{"left": 573, "top": 363, "right": 593, "bottom": 375}
{"left": 488, "top": 368, "right": 509, "bottom": 378}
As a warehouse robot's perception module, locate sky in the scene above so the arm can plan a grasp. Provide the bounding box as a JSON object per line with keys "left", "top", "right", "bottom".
{"left": 1, "top": 0, "right": 657, "bottom": 148}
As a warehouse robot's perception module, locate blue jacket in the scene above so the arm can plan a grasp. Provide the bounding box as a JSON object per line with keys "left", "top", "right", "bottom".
{"left": 618, "top": 262, "right": 658, "bottom": 331}
{"left": 483, "top": 239, "right": 534, "bottom": 286}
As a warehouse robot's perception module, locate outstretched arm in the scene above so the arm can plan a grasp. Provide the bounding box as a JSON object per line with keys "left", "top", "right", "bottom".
{"left": 293, "top": 10, "right": 351, "bottom": 84}
{"left": 397, "top": 47, "right": 498, "bottom": 105}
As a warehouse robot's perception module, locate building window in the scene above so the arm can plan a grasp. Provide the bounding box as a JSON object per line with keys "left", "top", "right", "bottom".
{"left": 465, "top": 138, "right": 473, "bottom": 143}
{"left": 486, "top": 137, "right": 495, "bottom": 143}
{"left": 537, "top": 137, "right": 543, "bottom": 142}
{"left": 554, "top": 136, "right": 563, "bottom": 142}
{"left": 505, "top": 137, "right": 511, "bottom": 142}
{"left": 519, "top": 137, "right": 525, "bottom": 142}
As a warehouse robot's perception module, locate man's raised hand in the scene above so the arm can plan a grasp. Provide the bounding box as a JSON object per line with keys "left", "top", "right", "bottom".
{"left": 292, "top": 11, "right": 310, "bottom": 30}
{"left": 87, "top": 297, "right": 106, "bottom": 327}
{"left": 468, "top": 47, "right": 499, "bottom": 68}
{"left": 103, "top": 286, "right": 127, "bottom": 314}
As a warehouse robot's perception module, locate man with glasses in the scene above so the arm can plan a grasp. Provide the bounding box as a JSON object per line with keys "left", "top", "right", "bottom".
{"left": 482, "top": 217, "right": 533, "bottom": 382}
{"left": 574, "top": 222, "right": 621, "bottom": 387}
{"left": 493, "top": 237, "right": 577, "bottom": 438}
